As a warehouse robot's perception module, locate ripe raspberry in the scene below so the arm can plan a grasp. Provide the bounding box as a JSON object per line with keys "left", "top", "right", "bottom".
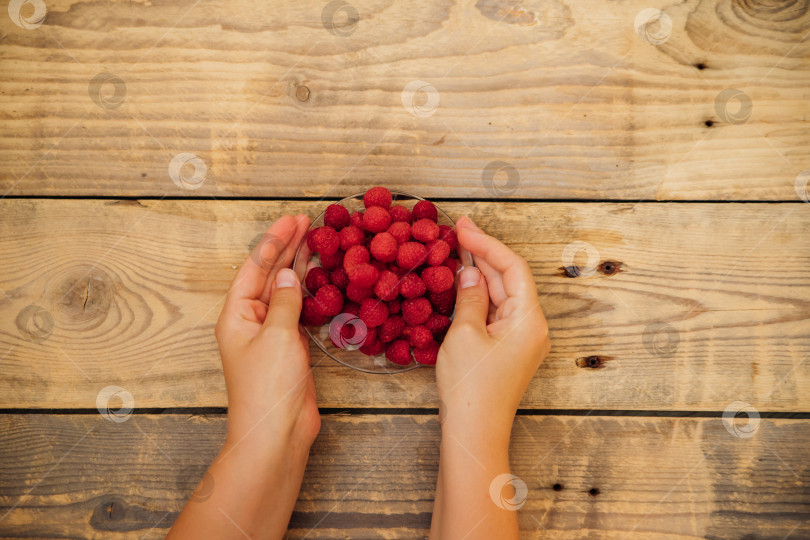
{"left": 324, "top": 204, "right": 350, "bottom": 230}
{"left": 401, "top": 325, "right": 412, "bottom": 338}
{"left": 387, "top": 222, "right": 411, "bottom": 244}
{"left": 309, "top": 226, "right": 340, "bottom": 256}
{"left": 348, "top": 263, "right": 379, "bottom": 288}
{"left": 412, "top": 200, "right": 438, "bottom": 222}
{"left": 402, "top": 297, "right": 432, "bottom": 325}
{"left": 426, "top": 313, "right": 451, "bottom": 336}
{"left": 363, "top": 186, "right": 393, "bottom": 209}
{"left": 363, "top": 206, "right": 391, "bottom": 233}
{"left": 343, "top": 245, "right": 370, "bottom": 272}
{"left": 343, "top": 301, "right": 361, "bottom": 316}
{"left": 397, "top": 242, "right": 427, "bottom": 270}
{"left": 389, "top": 265, "right": 408, "bottom": 278}
{"left": 300, "top": 296, "right": 329, "bottom": 326}
{"left": 319, "top": 249, "right": 344, "bottom": 270}
{"left": 414, "top": 341, "right": 439, "bottom": 365}
{"left": 330, "top": 267, "right": 349, "bottom": 290}
{"left": 438, "top": 225, "right": 458, "bottom": 250}
{"left": 425, "top": 239, "right": 450, "bottom": 266}
{"left": 339, "top": 225, "right": 366, "bottom": 251}
{"left": 408, "top": 325, "right": 434, "bottom": 349}
{"left": 412, "top": 219, "right": 440, "bottom": 243}
{"left": 359, "top": 298, "right": 389, "bottom": 328}
{"left": 360, "top": 337, "right": 385, "bottom": 356}
{"left": 389, "top": 204, "right": 412, "bottom": 223}
{"left": 399, "top": 273, "right": 426, "bottom": 299}
{"left": 331, "top": 322, "right": 364, "bottom": 349}
{"left": 429, "top": 288, "right": 456, "bottom": 316}
{"left": 379, "top": 315, "right": 405, "bottom": 342}
{"left": 305, "top": 267, "right": 331, "bottom": 293}
{"left": 346, "top": 282, "right": 373, "bottom": 303}
{"left": 385, "top": 339, "right": 413, "bottom": 365}
{"left": 387, "top": 299, "right": 401, "bottom": 314}
{"left": 443, "top": 257, "right": 459, "bottom": 273}
{"left": 350, "top": 211, "right": 365, "bottom": 230}
{"left": 374, "top": 270, "right": 400, "bottom": 301}
{"left": 314, "top": 284, "right": 343, "bottom": 317}
{"left": 370, "top": 232, "right": 397, "bottom": 263}
{"left": 422, "top": 266, "right": 454, "bottom": 293}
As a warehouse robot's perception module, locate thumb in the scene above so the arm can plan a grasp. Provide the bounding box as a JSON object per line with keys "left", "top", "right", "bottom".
{"left": 450, "top": 266, "right": 489, "bottom": 332}
{"left": 262, "top": 268, "right": 303, "bottom": 331}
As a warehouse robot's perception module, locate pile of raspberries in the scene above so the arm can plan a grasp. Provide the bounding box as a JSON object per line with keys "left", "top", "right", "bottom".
{"left": 299, "top": 186, "right": 461, "bottom": 366}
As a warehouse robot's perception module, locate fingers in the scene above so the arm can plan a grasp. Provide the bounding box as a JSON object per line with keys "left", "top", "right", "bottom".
{"left": 262, "top": 268, "right": 303, "bottom": 332}
{"left": 449, "top": 266, "right": 490, "bottom": 333}
{"left": 455, "top": 216, "right": 536, "bottom": 303}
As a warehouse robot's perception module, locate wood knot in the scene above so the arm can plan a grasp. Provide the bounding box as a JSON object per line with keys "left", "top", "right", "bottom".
{"left": 598, "top": 261, "right": 622, "bottom": 275}
{"left": 94, "top": 499, "right": 126, "bottom": 522}
{"left": 50, "top": 266, "right": 114, "bottom": 322}
{"left": 575, "top": 355, "right": 613, "bottom": 369}
{"left": 295, "top": 85, "right": 310, "bottom": 102}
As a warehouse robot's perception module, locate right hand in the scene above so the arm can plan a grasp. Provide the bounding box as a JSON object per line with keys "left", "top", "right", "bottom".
{"left": 436, "top": 216, "right": 550, "bottom": 441}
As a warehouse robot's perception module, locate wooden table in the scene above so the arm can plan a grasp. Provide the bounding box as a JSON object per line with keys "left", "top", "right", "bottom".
{"left": 1, "top": 0, "right": 809, "bottom": 538}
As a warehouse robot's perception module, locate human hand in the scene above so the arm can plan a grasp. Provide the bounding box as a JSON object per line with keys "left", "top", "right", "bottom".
{"left": 436, "top": 216, "right": 550, "bottom": 443}
{"left": 215, "top": 214, "right": 320, "bottom": 450}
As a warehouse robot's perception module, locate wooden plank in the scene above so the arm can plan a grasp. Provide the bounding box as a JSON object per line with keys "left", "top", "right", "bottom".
{"left": 0, "top": 0, "right": 808, "bottom": 199}
{"left": 0, "top": 414, "right": 807, "bottom": 539}
{"left": 1, "top": 199, "right": 808, "bottom": 410}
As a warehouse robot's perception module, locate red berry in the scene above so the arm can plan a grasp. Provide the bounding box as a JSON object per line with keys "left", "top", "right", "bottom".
{"left": 412, "top": 200, "right": 438, "bottom": 222}
{"left": 319, "top": 249, "right": 344, "bottom": 270}
{"left": 425, "top": 239, "right": 450, "bottom": 266}
{"left": 422, "top": 266, "right": 454, "bottom": 293}
{"left": 359, "top": 298, "right": 389, "bottom": 328}
{"left": 343, "top": 245, "right": 370, "bottom": 272}
{"left": 387, "top": 222, "right": 411, "bottom": 244}
{"left": 379, "top": 315, "right": 405, "bottom": 342}
{"left": 425, "top": 313, "right": 451, "bottom": 336}
{"left": 330, "top": 267, "right": 349, "bottom": 290}
{"left": 305, "top": 267, "right": 330, "bottom": 293}
{"left": 300, "top": 296, "right": 329, "bottom": 326}
{"left": 412, "top": 219, "right": 440, "bottom": 243}
{"left": 310, "top": 226, "right": 340, "bottom": 256}
{"left": 324, "top": 204, "right": 350, "bottom": 230}
{"left": 408, "top": 325, "right": 434, "bottom": 349}
{"left": 402, "top": 297, "right": 432, "bottom": 325}
{"left": 443, "top": 257, "right": 459, "bottom": 273}
{"left": 343, "top": 301, "right": 361, "bottom": 316}
{"left": 414, "top": 341, "right": 439, "bottom": 365}
{"left": 363, "top": 206, "right": 391, "bottom": 233}
{"left": 374, "top": 270, "right": 400, "bottom": 301}
{"left": 339, "top": 225, "right": 366, "bottom": 251}
{"left": 350, "top": 211, "right": 365, "bottom": 230}
{"left": 385, "top": 339, "right": 413, "bottom": 365}
{"left": 346, "top": 282, "right": 373, "bottom": 303}
{"left": 314, "top": 284, "right": 343, "bottom": 317}
{"left": 396, "top": 242, "right": 427, "bottom": 270}
{"left": 360, "top": 337, "right": 385, "bottom": 356}
{"left": 363, "top": 186, "right": 393, "bottom": 209}
{"left": 429, "top": 288, "right": 456, "bottom": 316}
{"left": 387, "top": 299, "right": 401, "bottom": 314}
{"left": 348, "top": 263, "right": 379, "bottom": 288}
{"left": 389, "top": 204, "right": 412, "bottom": 223}
{"left": 399, "top": 273, "right": 426, "bottom": 299}
{"left": 438, "top": 225, "right": 458, "bottom": 250}
{"left": 370, "top": 232, "right": 398, "bottom": 263}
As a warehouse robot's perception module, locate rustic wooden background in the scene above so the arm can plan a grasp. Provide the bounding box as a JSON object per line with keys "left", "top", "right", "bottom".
{"left": 1, "top": 0, "right": 809, "bottom": 538}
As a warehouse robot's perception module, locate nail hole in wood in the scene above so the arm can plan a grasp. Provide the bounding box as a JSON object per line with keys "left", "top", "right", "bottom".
{"left": 598, "top": 261, "right": 622, "bottom": 275}
{"left": 705, "top": 120, "right": 714, "bottom": 127}
{"left": 695, "top": 63, "right": 706, "bottom": 70}
{"left": 553, "top": 483, "right": 563, "bottom": 491}
{"left": 589, "top": 488, "right": 600, "bottom": 496}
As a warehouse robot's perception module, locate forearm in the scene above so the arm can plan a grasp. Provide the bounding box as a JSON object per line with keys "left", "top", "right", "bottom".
{"left": 429, "top": 415, "right": 518, "bottom": 540}
{"left": 167, "top": 428, "right": 312, "bottom": 540}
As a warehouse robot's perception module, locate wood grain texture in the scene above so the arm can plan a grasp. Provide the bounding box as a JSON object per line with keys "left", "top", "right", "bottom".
{"left": 1, "top": 0, "right": 808, "bottom": 199}
{"left": 0, "top": 414, "right": 807, "bottom": 539}
{"left": 0, "top": 199, "right": 808, "bottom": 410}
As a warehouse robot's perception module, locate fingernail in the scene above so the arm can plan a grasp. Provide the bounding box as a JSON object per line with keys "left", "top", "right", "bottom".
{"left": 459, "top": 266, "right": 480, "bottom": 289}
{"left": 276, "top": 268, "right": 297, "bottom": 288}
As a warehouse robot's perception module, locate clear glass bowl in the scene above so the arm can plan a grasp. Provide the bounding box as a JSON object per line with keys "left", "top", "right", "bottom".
{"left": 292, "top": 191, "right": 474, "bottom": 374}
